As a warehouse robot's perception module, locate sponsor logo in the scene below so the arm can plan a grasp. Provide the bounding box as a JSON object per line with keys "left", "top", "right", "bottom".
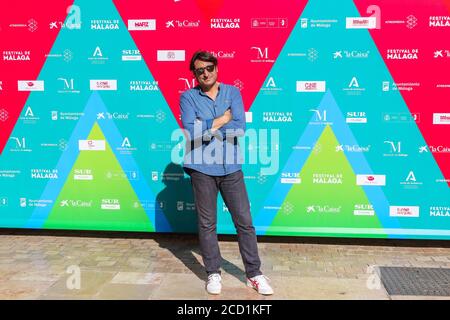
{"left": 45, "top": 49, "right": 73, "bottom": 62}
{"left": 386, "top": 49, "right": 419, "bottom": 60}
{"left": 343, "top": 76, "right": 365, "bottom": 95}
{"left": 306, "top": 205, "right": 341, "bottom": 214}
{"left": 296, "top": 81, "right": 326, "bottom": 92}
{"left": 356, "top": 174, "right": 386, "bottom": 186}
{"left": 0, "top": 170, "right": 21, "bottom": 179}
{"left": 74, "top": 169, "right": 93, "bottom": 180}
{"left": 250, "top": 47, "right": 274, "bottom": 63}
{"left": 128, "top": 19, "right": 156, "bottom": 30}
{"left": 210, "top": 18, "right": 240, "bottom": 29}
{"left": 346, "top": 111, "right": 367, "bottom": 123}
{"left": 354, "top": 204, "right": 375, "bottom": 216}
{"left": 9, "top": 137, "right": 32, "bottom": 152}
{"left": 91, "top": 19, "right": 119, "bottom": 30}
{"left": 178, "top": 77, "right": 197, "bottom": 93}
{"left": 385, "top": 15, "right": 418, "bottom": 29}
{"left": 251, "top": 18, "right": 288, "bottom": 28}
{"left": 400, "top": 171, "right": 423, "bottom": 189}
{"left": 105, "top": 171, "right": 138, "bottom": 181}
{"left": 52, "top": 111, "right": 84, "bottom": 121}
{"left": 130, "top": 80, "right": 159, "bottom": 91}
{"left": 312, "top": 173, "right": 343, "bottom": 184}
{"left": 433, "top": 113, "right": 450, "bottom": 125}
{"left": 299, "top": 18, "right": 338, "bottom": 29}
{"left": 234, "top": 79, "right": 244, "bottom": 90}
{"left": 31, "top": 169, "right": 58, "bottom": 179}
{"left": 78, "top": 140, "right": 105, "bottom": 151}
{"left": 9, "top": 18, "right": 38, "bottom": 32}
{"left": 262, "top": 112, "right": 293, "bottom": 122}
{"left": 260, "top": 77, "right": 283, "bottom": 95}
{"left": 333, "top": 50, "right": 370, "bottom": 59}
{"left": 122, "top": 49, "right": 142, "bottom": 61}
{"left": 58, "top": 78, "right": 80, "bottom": 93}
{"left": 209, "top": 50, "right": 236, "bottom": 59}
{"left": 3, "top": 50, "right": 31, "bottom": 61}
{"left": 101, "top": 199, "right": 120, "bottom": 210}
{"left": 157, "top": 50, "right": 185, "bottom": 61}
{"left": 430, "top": 206, "right": 450, "bottom": 217}
{"left": 0, "top": 109, "right": 8, "bottom": 122}
{"left": 346, "top": 17, "right": 376, "bottom": 29}
{"left": 60, "top": 200, "right": 93, "bottom": 208}
{"left": 116, "top": 137, "right": 137, "bottom": 155}
{"left": 281, "top": 172, "right": 301, "bottom": 184}
{"left": 382, "top": 112, "right": 420, "bottom": 123}
{"left": 382, "top": 81, "right": 420, "bottom": 92}
{"left": 383, "top": 140, "right": 408, "bottom": 157}
{"left": 309, "top": 109, "right": 331, "bottom": 125}
{"left": 429, "top": 16, "right": 450, "bottom": 27}
{"left": 20, "top": 198, "right": 53, "bottom": 208}
{"left": 18, "top": 80, "right": 44, "bottom": 91}
{"left": 166, "top": 19, "right": 200, "bottom": 28}
{"left": 97, "top": 112, "right": 130, "bottom": 120}
{"left": 90, "top": 80, "right": 117, "bottom": 90}
{"left": 389, "top": 206, "right": 420, "bottom": 217}
{"left": 19, "top": 106, "right": 40, "bottom": 124}
{"left": 434, "top": 50, "right": 450, "bottom": 58}
{"left": 335, "top": 144, "right": 371, "bottom": 153}
{"left": 88, "top": 46, "right": 109, "bottom": 64}
{"left": 428, "top": 145, "right": 450, "bottom": 154}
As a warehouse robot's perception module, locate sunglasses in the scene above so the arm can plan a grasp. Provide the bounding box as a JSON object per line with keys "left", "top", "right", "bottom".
{"left": 193, "top": 65, "right": 216, "bottom": 76}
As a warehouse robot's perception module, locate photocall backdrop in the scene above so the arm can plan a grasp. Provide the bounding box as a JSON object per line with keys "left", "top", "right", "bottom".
{"left": 1, "top": 0, "right": 449, "bottom": 239}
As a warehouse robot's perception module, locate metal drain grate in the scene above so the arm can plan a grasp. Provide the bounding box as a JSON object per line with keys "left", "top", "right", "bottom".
{"left": 379, "top": 267, "right": 450, "bottom": 296}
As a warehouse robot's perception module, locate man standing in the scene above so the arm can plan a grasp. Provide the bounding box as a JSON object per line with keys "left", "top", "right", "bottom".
{"left": 180, "top": 51, "right": 273, "bottom": 295}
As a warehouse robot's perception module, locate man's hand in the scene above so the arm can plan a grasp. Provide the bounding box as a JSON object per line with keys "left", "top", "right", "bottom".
{"left": 211, "top": 109, "right": 232, "bottom": 132}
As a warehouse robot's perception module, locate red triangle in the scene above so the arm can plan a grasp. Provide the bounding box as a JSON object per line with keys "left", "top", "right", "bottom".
{"left": 0, "top": 1, "right": 74, "bottom": 154}
{"left": 114, "top": 0, "right": 308, "bottom": 125}
{"left": 195, "top": 0, "right": 225, "bottom": 22}
{"left": 354, "top": 0, "right": 450, "bottom": 186}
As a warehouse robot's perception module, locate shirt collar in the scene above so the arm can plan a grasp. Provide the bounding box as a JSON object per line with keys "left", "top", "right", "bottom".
{"left": 197, "top": 82, "right": 221, "bottom": 97}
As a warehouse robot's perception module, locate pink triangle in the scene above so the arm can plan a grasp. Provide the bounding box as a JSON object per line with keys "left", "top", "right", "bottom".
{"left": 0, "top": 1, "right": 74, "bottom": 154}
{"left": 354, "top": 0, "right": 450, "bottom": 186}
{"left": 114, "top": 0, "right": 308, "bottom": 125}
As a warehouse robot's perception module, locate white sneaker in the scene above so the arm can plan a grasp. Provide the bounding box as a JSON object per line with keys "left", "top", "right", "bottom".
{"left": 206, "top": 273, "right": 222, "bottom": 295}
{"left": 247, "top": 275, "right": 274, "bottom": 295}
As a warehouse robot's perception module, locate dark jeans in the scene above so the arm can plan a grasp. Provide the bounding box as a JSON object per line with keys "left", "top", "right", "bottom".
{"left": 187, "top": 169, "right": 262, "bottom": 279}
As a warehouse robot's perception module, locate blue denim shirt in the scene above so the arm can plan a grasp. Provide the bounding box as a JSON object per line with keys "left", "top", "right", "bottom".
{"left": 180, "top": 83, "right": 246, "bottom": 176}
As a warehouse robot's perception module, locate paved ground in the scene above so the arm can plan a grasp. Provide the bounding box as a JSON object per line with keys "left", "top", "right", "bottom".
{"left": 0, "top": 231, "right": 449, "bottom": 300}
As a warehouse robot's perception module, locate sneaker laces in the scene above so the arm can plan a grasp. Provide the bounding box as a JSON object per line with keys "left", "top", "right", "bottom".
{"left": 253, "top": 275, "right": 270, "bottom": 282}
{"left": 208, "top": 274, "right": 221, "bottom": 282}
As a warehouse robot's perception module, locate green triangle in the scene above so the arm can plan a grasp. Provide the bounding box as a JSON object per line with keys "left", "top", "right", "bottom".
{"left": 44, "top": 122, "right": 154, "bottom": 232}
{"left": 266, "top": 125, "right": 386, "bottom": 238}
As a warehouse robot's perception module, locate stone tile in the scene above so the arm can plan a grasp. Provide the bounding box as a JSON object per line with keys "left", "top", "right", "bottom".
{"left": 150, "top": 273, "right": 207, "bottom": 300}
{"left": 0, "top": 280, "right": 54, "bottom": 299}
{"left": 111, "top": 272, "right": 163, "bottom": 285}
{"left": 390, "top": 295, "right": 450, "bottom": 300}
{"left": 93, "top": 283, "right": 158, "bottom": 300}
{"left": 276, "top": 276, "right": 390, "bottom": 300}
{"left": 40, "top": 270, "right": 116, "bottom": 299}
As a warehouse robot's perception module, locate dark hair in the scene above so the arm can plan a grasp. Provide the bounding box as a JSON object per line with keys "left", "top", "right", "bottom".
{"left": 189, "top": 50, "right": 218, "bottom": 72}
